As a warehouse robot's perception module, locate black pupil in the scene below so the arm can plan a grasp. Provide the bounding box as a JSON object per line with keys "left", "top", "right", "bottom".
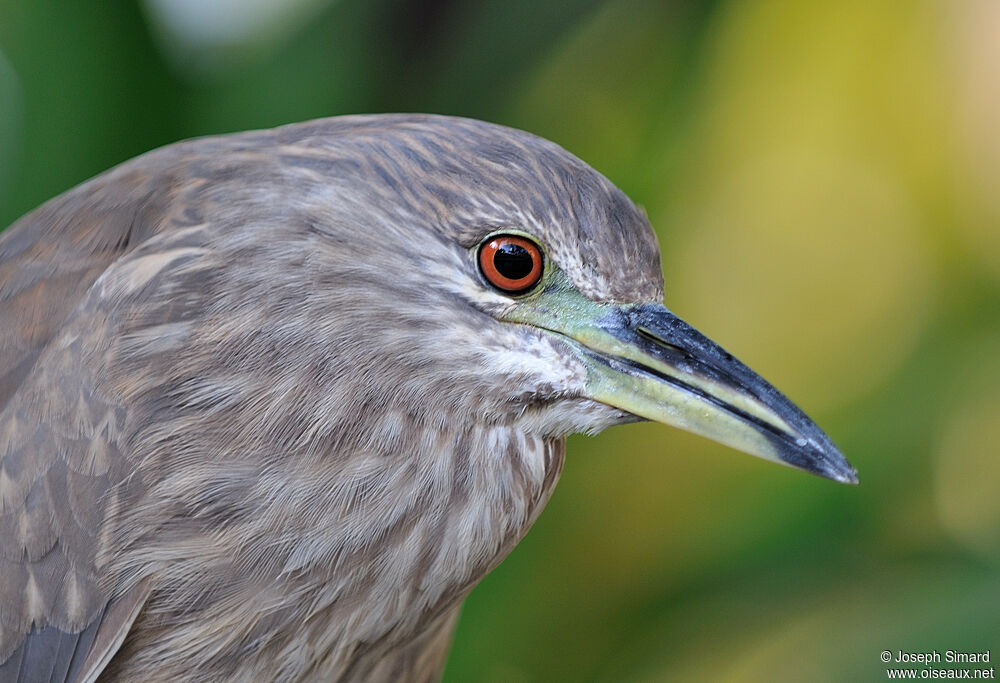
{"left": 493, "top": 244, "right": 534, "bottom": 280}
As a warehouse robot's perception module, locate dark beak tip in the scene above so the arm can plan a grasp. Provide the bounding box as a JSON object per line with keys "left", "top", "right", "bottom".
{"left": 810, "top": 452, "right": 859, "bottom": 485}
{"left": 781, "top": 440, "right": 858, "bottom": 485}
{"left": 833, "top": 467, "right": 860, "bottom": 486}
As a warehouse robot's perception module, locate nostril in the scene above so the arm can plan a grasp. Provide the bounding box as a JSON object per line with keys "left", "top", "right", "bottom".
{"left": 636, "top": 327, "right": 688, "bottom": 357}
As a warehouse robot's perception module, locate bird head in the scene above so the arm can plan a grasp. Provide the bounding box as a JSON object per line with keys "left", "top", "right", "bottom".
{"left": 231, "top": 114, "right": 857, "bottom": 484}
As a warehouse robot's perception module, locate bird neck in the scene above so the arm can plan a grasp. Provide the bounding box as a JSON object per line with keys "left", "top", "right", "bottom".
{"left": 293, "top": 424, "right": 567, "bottom": 623}
{"left": 105, "top": 424, "right": 566, "bottom": 680}
{"left": 265, "top": 424, "right": 567, "bottom": 678}
{"left": 288, "top": 424, "right": 567, "bottom": 677}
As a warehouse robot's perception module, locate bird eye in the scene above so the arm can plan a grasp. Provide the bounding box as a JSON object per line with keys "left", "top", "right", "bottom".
{"left": 478, "top": 234, "right": 544, "bottom": 294}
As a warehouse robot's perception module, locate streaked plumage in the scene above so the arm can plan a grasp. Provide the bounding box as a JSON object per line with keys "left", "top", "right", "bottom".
{"left": 0, "top": 114, "right": 854, "bottom": 682}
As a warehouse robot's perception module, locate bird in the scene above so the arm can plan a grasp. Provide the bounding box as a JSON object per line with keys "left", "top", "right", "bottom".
{"left": 0, "top": 114, "right": 857, "bottom": 682}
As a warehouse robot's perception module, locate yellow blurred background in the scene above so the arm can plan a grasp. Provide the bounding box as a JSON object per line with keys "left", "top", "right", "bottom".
{"left": 1, "top": 0, "right": 996, "bottom": 680}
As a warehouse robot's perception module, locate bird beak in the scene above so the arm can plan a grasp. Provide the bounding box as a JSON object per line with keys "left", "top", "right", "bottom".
{"left": 505, "top": 279, "right": 858, "bottom": 484}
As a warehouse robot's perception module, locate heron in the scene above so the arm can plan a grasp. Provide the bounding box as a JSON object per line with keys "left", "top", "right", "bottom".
{"left": 0, "top": 114, "right": 856, "bottom": 682}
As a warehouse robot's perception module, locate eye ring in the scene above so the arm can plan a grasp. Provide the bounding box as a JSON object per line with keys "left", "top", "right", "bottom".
{"left": 478, "top": 234, "right": 544, "bottom": 295}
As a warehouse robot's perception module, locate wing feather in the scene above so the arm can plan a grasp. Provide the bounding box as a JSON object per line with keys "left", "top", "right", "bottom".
{"left": 0, "top": 142, "right": 219, "bottom": 681}
{"left": 0, "top": 124, "right": 335, "bottom": 680}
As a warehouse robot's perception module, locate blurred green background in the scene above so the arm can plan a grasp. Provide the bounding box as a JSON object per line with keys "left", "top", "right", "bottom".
{"left": 1, "top": 0, "right": 997, "bottom": 680}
